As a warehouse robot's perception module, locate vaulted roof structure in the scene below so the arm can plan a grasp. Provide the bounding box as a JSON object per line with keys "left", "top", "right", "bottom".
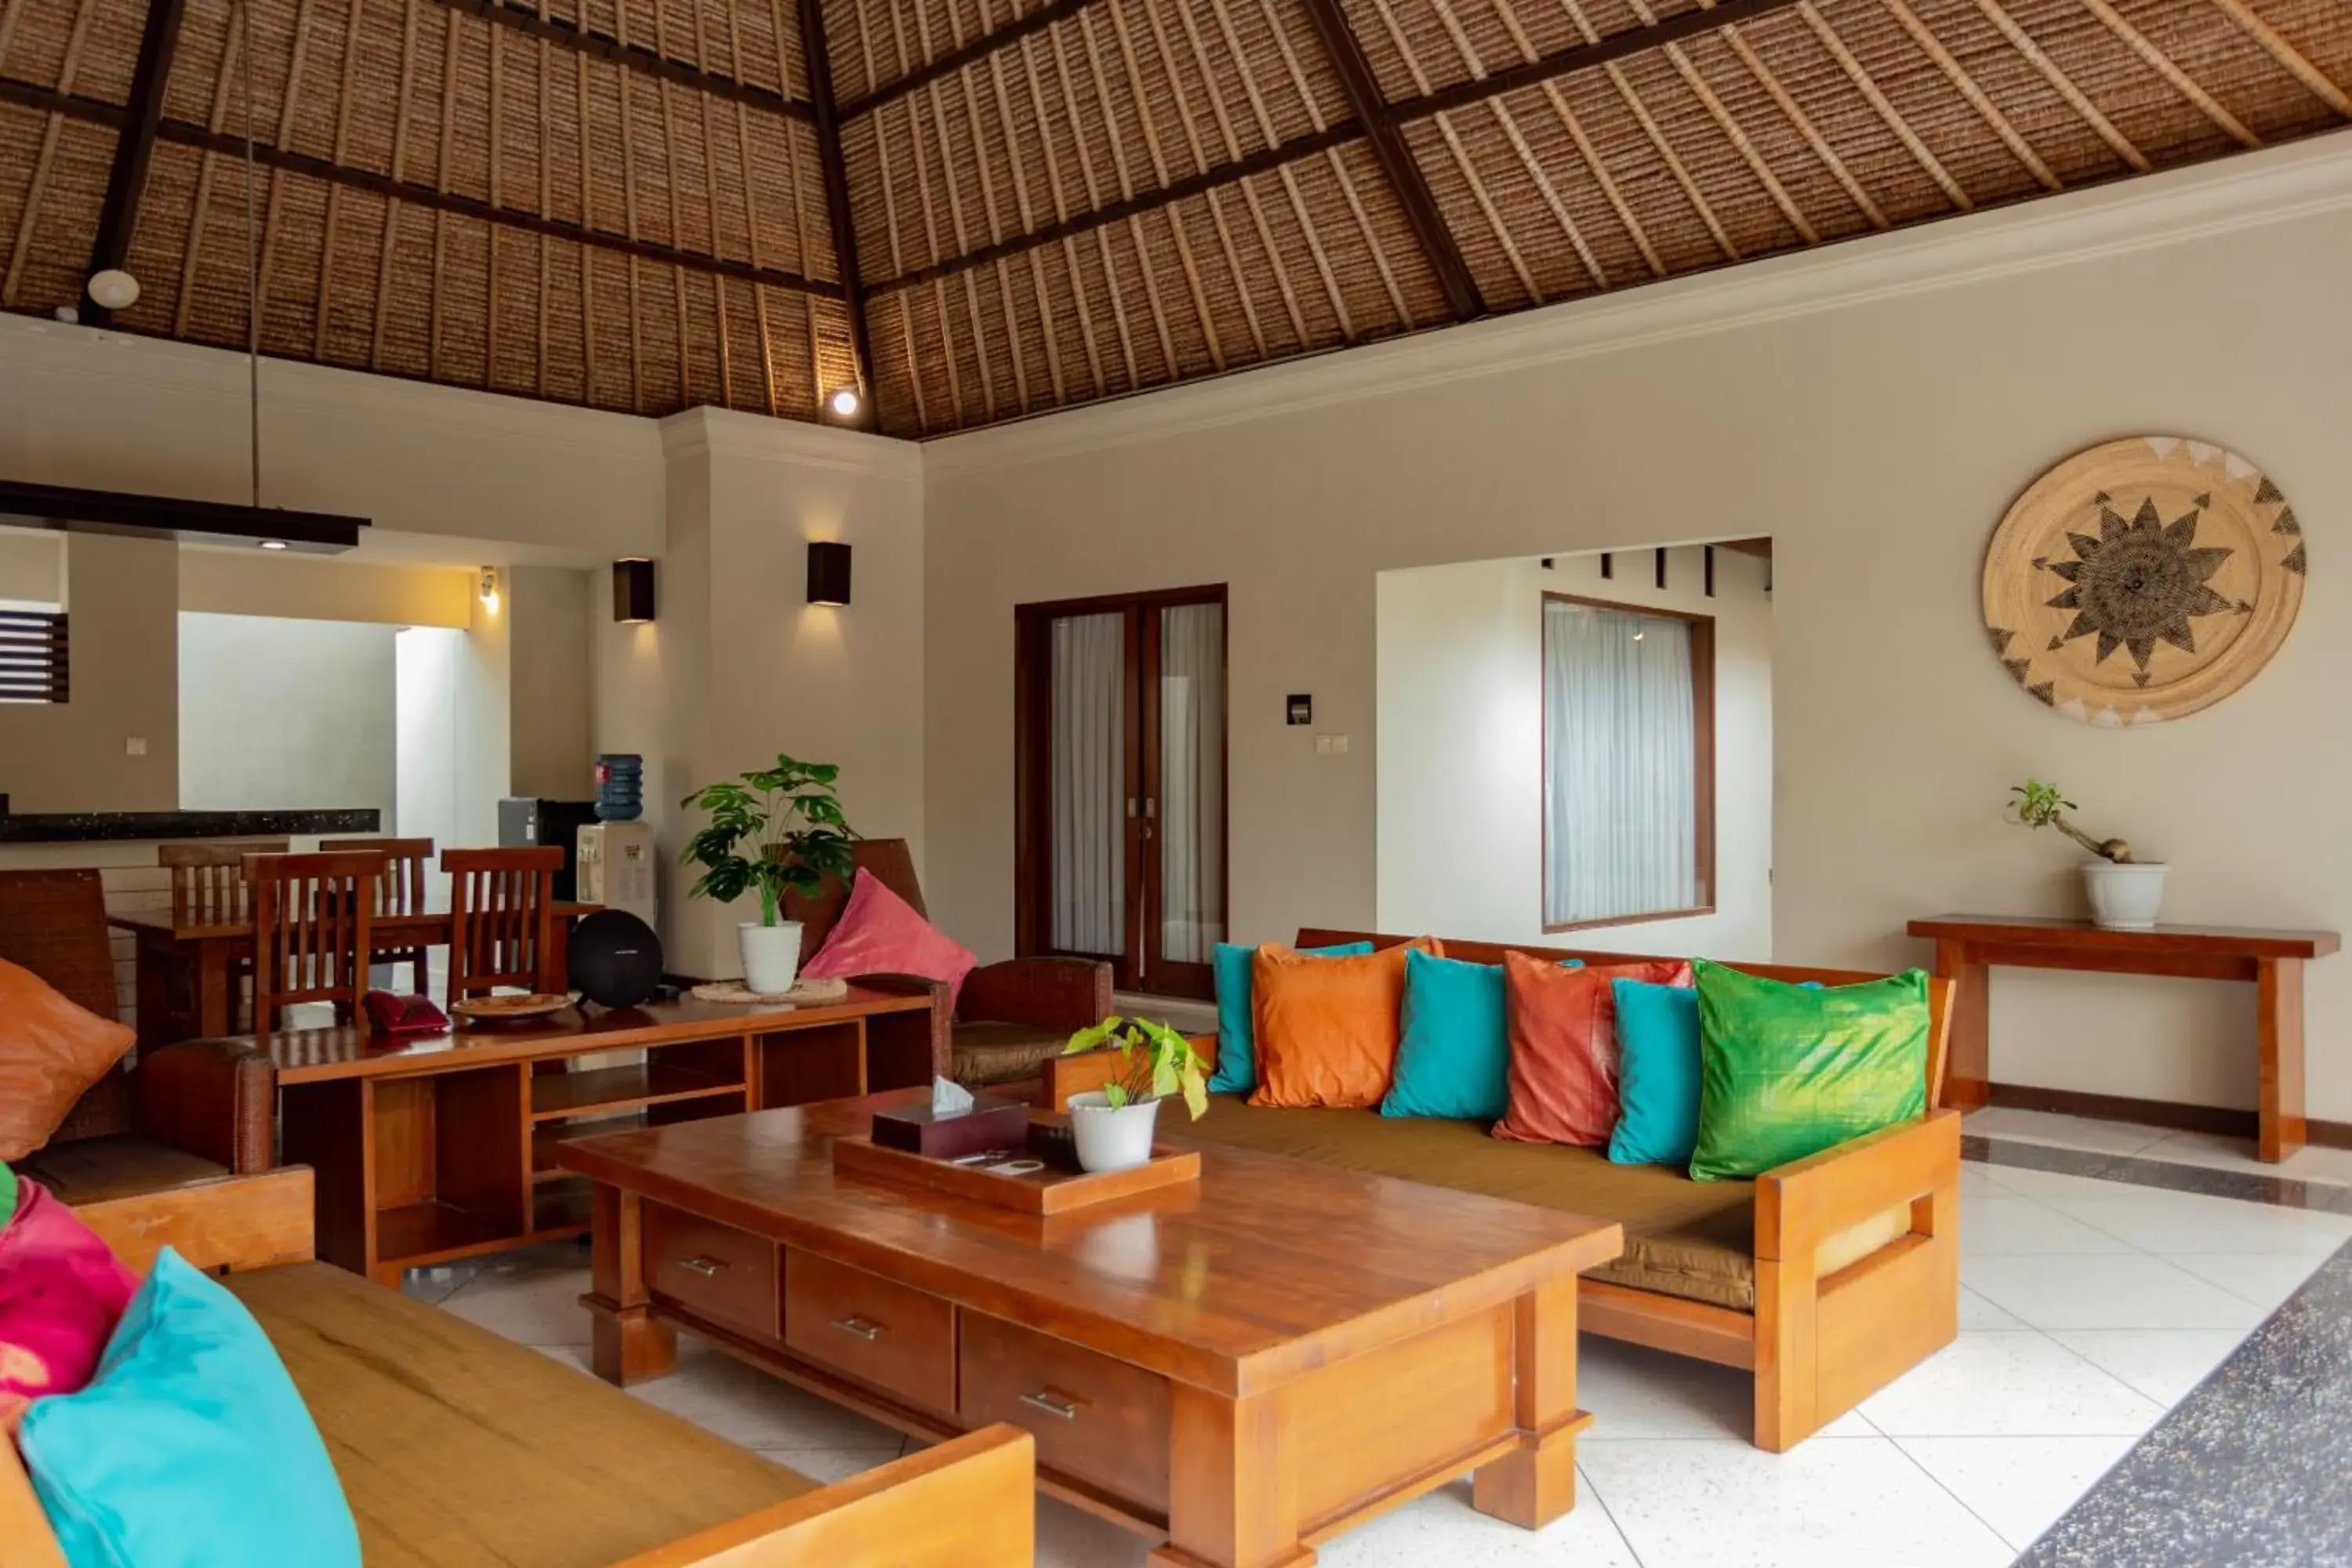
{"left": 2, "top": 0, "right": 2345, "bottom": 435}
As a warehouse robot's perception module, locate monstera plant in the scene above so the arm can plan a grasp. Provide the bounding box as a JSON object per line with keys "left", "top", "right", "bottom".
{"left": 681, "top": 753, "right": 856, "bottom": 993}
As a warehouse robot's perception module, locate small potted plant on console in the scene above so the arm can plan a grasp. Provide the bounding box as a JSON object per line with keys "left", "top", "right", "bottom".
{"left": 1060, "top": 1017, "right": 1209, "bottom": 1173}
{"left": 2008, "top": 777, "right": 2167, "bottom": 930}
{"left": 680, "top": 753, "right": 855, "bottom": 993}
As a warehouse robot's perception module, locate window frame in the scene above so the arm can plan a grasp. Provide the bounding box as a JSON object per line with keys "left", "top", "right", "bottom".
{"left": 1539, "top": 590, "right": 1716, "bottom": 934}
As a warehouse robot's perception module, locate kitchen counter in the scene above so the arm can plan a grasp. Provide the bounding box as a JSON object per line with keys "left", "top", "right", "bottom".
{"left": 0, "top": 798, "right": 381, "bottom": 844}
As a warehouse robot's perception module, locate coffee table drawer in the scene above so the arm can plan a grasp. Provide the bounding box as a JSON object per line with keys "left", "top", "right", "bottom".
{"left": 783, "top": 1249, "right": 956, "bottom": 1414}
{"left": 644, "top": 1203, "right": 779, "bottom": 1342}
{"left": 960, "top": 1310, "right": 1171, "bottom": 1512}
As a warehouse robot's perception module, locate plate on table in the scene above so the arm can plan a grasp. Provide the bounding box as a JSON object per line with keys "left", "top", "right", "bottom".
{"left": 451, "top": 993, "right": 574, "bottom": 1023}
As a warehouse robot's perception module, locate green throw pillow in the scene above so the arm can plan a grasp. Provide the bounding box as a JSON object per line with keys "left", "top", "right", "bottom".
{"left": 1687, "top": 958, "right": 1929, "bottom": 1182}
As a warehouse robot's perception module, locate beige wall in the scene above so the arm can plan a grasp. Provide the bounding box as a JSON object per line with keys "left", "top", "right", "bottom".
{"left": 924, "top": 136, "right": 2352, "bottom": 1118}
{"left": 0, "top": 533, "right": 179, "bottom": 812}
{"left": 1377, "top": 546, "right": 1773, "bottom": 958}
{"left": 508, "top": 565, "right": 596, "bottom": 800}
{"left": 0, "top": 526, "right": 63, "bottom": 602}
{"left": 180, "top": 550, "right": 474, "bottom": 627}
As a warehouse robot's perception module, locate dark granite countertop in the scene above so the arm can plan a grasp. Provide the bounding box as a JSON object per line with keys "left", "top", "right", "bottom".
{"left": 0, "top": 797, "right": 382, "bottom": 843}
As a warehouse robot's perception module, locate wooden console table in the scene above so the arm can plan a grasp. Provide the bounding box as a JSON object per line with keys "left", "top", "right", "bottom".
{"left": 1907, "top": 915, "right": 2339, "bottom": 1163}
{"left": 260, "top": 988, "right": 940, "bottom": 1284}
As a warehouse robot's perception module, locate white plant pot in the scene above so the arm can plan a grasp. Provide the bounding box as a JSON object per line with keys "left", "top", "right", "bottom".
{"left": 1067, "top": 1091, "right": 1163, "bottom": 1174}
{"left": 2082, "top": 862, "right": 2168, "bottom": 931}
{"left": 738, "top": 920, "right": 804, "bottom": 994}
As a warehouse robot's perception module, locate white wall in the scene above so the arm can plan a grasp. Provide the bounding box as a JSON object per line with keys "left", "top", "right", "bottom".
{"left": 924, "top": 134, "right": 2352, "bottom": 1120}
{"left": 0, "top": 532, "right": 179, "bottom": 813}
{"left": 177, "top": 613, "right": 398, "bottom": 820}
{"left": 508, "top": 565, "right": 596, "bottom": 800}
{"left": 1377, "top": 546, "right": 1773, "bottom": 958}
{"left": 0, "top": 527, "right": 63, "bottom": 604}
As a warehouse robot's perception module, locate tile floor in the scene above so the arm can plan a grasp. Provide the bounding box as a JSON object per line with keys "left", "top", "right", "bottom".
{"left": 414, "top": 1115, "right": 2352, "bottom": 1568}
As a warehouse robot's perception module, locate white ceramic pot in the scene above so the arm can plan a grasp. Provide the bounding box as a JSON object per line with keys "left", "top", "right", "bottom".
{"left": 2083, "top": 862, "right": 2168, "bottom": 931}
{"left": 738, "top": 920, "right": 804, "bottom": 994}
{"left": 1067, "top": 1091, "right": 1163, "bottom": 1174}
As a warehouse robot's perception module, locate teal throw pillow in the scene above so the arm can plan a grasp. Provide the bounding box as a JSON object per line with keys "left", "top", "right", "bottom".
{"left": 21, "top": 1248, "right": 362, "bottom": 1568}
{"left": 1606, "top": 978, "right": 1704, "bottom": 1166}
{"left": 1209, "top": 940, "right": 1371, "bottom": 1095}
{"left": 1381, "top": 949, "right": 1509, "bottom": 1120}
{"left": 1688, "top": 959, "right": 1930, "bottom": 1181}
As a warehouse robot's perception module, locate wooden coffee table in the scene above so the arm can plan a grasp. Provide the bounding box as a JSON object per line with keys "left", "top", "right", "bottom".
{"left": 563, "top": 1091, "right": 1623, "bottom": 1568}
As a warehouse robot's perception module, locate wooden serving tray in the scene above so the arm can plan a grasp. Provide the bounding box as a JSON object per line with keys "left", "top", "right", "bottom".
{"left": 831, "top": 1134, "right": 1200, "bottom": 1217}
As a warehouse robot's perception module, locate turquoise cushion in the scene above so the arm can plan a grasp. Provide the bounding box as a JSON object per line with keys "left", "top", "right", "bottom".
{"left": 20, "top": 1248, "right": 361, "bottom": 1568}
{"left": 1381, "top": 950, "right": 1509, "bottom": 1120}
{"left": 1209, "top": 940, "right": 1371, "bottom": 1095}
{"left": 1606, "top": 979, "right": 1704, "bottom": 1166}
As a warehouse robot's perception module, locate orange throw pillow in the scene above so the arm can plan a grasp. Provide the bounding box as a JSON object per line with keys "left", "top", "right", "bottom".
{"left": 1493, "top": 952, "right": 1693, "bottom": 1147}
{"left": 0, "top": 959, "right": 135, "bottom": 1162}
{"left": 1249, "top": 938, "right": 1443, "bottom": 1110}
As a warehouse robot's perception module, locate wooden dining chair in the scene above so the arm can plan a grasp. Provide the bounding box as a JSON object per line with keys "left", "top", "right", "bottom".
{"left": 444, "top": 846, "right": 564, "bottom": 1004}
{"left": 243, "top": 851, "right": 381, "bottom": 1031}
{"left": 321, "top": 836, "right": 434, "bottom": 995}
{"left": 161, "top": 839, "right": 289, "bottom": 925}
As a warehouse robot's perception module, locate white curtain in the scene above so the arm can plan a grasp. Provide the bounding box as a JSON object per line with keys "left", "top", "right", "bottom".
{"left": 1051, "top": 612, "right": 1125, "bottom": 954}
{"left": 1544, "top": 601, "right": 1697, "bottom": 925}
{"left": 1158, "top": 604, "right": 1225, "bottom": 964}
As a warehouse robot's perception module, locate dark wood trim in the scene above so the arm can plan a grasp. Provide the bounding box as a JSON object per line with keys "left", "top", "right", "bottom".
{"left": 1653, "top": 547, "right": 1667, "bottom": 590}
{"left": 423, "top": 0, "right": 811, "bottom": 121}
{"left": 841, "top": 0, "right": 1098, "bottom": 120}
{"left": 1718, "top": 537, "right": 1773, "bottom": 559}
{"left": 796, "top": 0, "right": 874, "bottom": 408}
{"left": 1704, "top": 545, "right": 1715, "bottom": 597}
{"left": 1294, "top": 0, "right": 1483, "bottom": 322}
{"left": 82, "top": 0, "right": 188, "bottom": 328}
{"left": 1539, "top": 590, "right": 1717, "bottom": 934}
{"left": 1984, "top": 1083, "right": 2352, "bottom": 1151}
{"left": 0, "top": 74, "right": 122, "bottom": 127}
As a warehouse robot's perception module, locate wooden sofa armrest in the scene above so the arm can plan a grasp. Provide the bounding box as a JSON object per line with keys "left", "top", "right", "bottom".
{"left": 71, "top": 1168, "right": 318, "bottom": 1275}
{"left": 1041, "top": 1031, "right": 1217, "bottom": 1110}
{"left": 129, "top": 1036, "right": 275, "bottom": 1174}
{"left": 610, "top": 1425, "right": 1036, "bottom": 1567}
{"left": 1755, "top": 1109, "right": 1962, "bottom": 1261}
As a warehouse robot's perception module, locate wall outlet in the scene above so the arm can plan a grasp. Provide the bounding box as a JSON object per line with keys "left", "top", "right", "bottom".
{"left": 125, "top": 737, "right": 147, "bottom": 757}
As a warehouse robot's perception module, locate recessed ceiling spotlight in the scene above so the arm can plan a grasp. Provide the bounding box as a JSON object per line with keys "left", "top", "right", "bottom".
{"left": 826, "top": 385, "right": 862, "bottom": 420}
{"left": 260, "top": 539, "right": 289, "bottom": 550}
{"left": 87, "top": 269, "right": 141, "bottom": 310}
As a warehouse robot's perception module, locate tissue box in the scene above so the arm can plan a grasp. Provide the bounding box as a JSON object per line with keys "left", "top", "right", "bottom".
{"left": 870, "top": 1096, "right": 1031, "bottom": 1160}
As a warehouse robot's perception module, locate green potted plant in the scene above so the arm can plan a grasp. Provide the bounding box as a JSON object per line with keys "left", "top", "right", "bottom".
{"left": 680, "top": 754, "right": 856, "bottom": 993}
{"left": 1060, "top": 1017, "right": 1210, "bottom": 1173}
{"left": 2007, "top": 778, "right": 2166, "bottom": 929}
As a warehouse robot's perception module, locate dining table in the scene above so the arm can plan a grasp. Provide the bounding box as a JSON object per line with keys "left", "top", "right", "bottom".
{"left": 110, "top": 892, "right": 599, "bottom": 1048}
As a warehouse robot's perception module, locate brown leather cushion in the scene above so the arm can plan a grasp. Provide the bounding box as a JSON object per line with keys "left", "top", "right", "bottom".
{"left": 0, "top": 959, "right": 137, "bottom": 1162}
{"left": 14, "top": 1135, "right": 230, "bottom": 1205}
{"left": 951, "top": 1021, "right": 1069, "bottom": 1087}
{"left": 1178, "top": 1094, "right": 1761, "bottom": 1311}
{"left": 224, "top": 1262, "right": 814, "bottom": 1568}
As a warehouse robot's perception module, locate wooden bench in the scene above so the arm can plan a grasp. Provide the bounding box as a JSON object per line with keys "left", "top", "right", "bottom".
{"left": 0, "top": 1169, "right": 1036, "bottom": 1568}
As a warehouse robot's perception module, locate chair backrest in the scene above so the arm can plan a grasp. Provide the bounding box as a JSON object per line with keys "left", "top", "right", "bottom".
{"left": 319, "top": 836, "right": 434, "bottom": 915}
{"left": 0, "top": 868, "right": 130, "bottom": 1142}
{"left": 245, "top": 851, "right": 381, "bottom": 1027}
{"left": 160, "top": 838, "right": 290, "bottom": 924}
{"left": 444, "top": 846, "right": 562, "bottom": 1000}
{"left": 783, "top": 838, "right": 924, "bottom": 963}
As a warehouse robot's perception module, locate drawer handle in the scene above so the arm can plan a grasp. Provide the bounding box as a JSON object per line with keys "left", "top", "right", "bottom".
{"left": 679, "top": 1256, "right": 728, "bottom": 1277}
{"left": 1018, "top": 1389, "right": 1082, "bottom": 1421}
{"left": 829, "top": 1315, "right": 884, "bottom": 1341}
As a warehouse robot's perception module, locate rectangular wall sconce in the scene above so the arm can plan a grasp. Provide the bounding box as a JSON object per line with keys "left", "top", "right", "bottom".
{"left": 807, "top": 541, "right": 852, "bottom": 607}
{"left": 612, "top": 557, "right": 656, "bottom": 622}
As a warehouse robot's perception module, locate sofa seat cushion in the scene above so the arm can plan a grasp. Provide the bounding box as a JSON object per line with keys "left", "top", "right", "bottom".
{"left": 221, "top": 1261, "right": 813, "bottom": 1568}
{"left": 952, "top": 1021, "right": 1070, "bottom": 1088}
{"left": 17, "top": 1135, "right": 229, "bottom": 1206}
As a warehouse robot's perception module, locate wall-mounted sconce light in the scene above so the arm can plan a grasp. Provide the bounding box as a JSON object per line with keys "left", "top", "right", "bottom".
{"left": 478, "top": 566, "right": 501, "bottom": 611}
{"left": 612, "top": 557, "right": 656, "bottom": 623}
{"left": 807, "top": 541, "right": 851, "bottom": 607}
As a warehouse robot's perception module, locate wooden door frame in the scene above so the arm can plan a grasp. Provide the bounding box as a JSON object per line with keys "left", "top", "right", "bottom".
{"left": 1014, "top": 585, "right": 1229, "bottom": 997}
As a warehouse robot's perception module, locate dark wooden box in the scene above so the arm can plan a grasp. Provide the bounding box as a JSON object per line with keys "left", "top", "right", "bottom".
{"left": 869, "top": 1096, "right": 1030, "bottom": 1160}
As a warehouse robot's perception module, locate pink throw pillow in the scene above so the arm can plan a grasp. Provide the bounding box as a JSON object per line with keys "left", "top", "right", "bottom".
{"left": 800, "top": 871, "right": 978, "bottom": 1014}
{"left": 0, "top": 1178, "right": 136, "bottom": 1434}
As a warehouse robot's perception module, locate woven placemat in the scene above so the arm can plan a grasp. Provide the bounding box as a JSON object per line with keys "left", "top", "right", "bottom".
{"left": 690, "top": 977, "right": 851, "bottom": 1007}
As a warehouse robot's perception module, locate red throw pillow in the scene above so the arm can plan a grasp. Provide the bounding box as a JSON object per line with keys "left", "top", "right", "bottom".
{"left": 0, "top": 959, "right": 136, "bottom": 1163}
{"left": 0, "top": 1177, "right": 137, "bottom": 1434}
{"left": 800, "top": 870, "right": 978, "bottom": 1013}
{"left": 1493, "top": 953, "right": 1693, "bottom": 1146}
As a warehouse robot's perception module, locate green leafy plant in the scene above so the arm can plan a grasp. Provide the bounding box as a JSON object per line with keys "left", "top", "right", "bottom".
{"left": 1062, "top": 1016, "right": 1209, "bottom": 1119}
{"left": 679, "top": 753, "right": 857, "bottom": 927}
{"left": 2007, "top": 779, "right": 2135, "bottom": 864}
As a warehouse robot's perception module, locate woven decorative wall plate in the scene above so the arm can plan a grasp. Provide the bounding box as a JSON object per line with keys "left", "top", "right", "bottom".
{"left": 1984, "top": 437, "right": 2305, "bottom": 726}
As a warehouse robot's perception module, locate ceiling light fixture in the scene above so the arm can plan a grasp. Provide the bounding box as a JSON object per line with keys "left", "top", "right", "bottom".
{"left": 826, "top": 386, "right": 862, "bottom": 421}
{"left": 260, "top": 539, "right": 288, "bottom": 550}
{"left": 86, "top": 269, "right": 141, "bottom": 311}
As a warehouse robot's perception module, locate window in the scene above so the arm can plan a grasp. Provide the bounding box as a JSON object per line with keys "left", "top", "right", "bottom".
{"left": 0, "top": 608, "right": 68, "bottom": 704}
{"left": 1542, "top": 594, "right": 1713, "bottom": 929}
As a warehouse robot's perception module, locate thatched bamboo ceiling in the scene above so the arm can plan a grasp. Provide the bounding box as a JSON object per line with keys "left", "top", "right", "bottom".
{"left": 1, "top": 0, "right": 2344, "bottom": 436}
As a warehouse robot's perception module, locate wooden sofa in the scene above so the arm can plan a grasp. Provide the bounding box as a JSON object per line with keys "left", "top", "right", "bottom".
{"left": 1047, "top": 928, "right": 1960, "bottom": 1453}
{"left": 0, "top": 1168, "right": 1037, "bottom": 1568}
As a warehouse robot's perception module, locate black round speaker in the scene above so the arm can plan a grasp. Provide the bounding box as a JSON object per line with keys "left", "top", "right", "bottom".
{"left": 567, "top": 909, "right": 664, "bottom": 1008}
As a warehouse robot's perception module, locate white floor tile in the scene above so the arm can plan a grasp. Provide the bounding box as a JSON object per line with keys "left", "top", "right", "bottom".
{"left": 2041, "top": 1189, "right": 2352, "bottom": 1257}
{"left": 1857, "top": 1331, "right": 2161, "bottom": 1437}
{"left": 397, "top": 1263, "right": 474, "bottom": 1306}
{"left": 2163, "top": 1251, "right": 2330, "bottom": 1314}
{"left": 1959, "top": 1196, "right": 2136, "bottom": 1258}
{"left": 1958, "top": 1286, "right": 2032, "bottom": 1331}
{"left": 2139, "top": 1131, "right": 2352, "bottom": 1187}
{"left": 1962, "top": 1252, "right": 2270, "bottom": 1332}
{"left": 438, "top": 1261, "right": 593, "bottom": 1347}
{"left": 1895, "top": 1435, "right": 2139, "bottom": 1551}
{"left": 2048, "top": 1330, "right": 2246, "bottom": 1406}
{"left": 1957, "top": 1163, "right": 2010, "bottom": 1200}
{"left": 1316, "top": 1475, "right": 1644, "bottom": 1566}
{"left": 753, "top": 1445, "right": 904, "bottom": 1486}
{"left": 626, "top": 1343, "right": 907, "bottom": 1450}
{"left": 1578, "top": 1437, "right": 2013, "bottom": 1568}
{"left": 1969, "top": 1161, "right": 2155, "bottom": 1203}
{"left": 1579, "top": 1336, "right": 1871, "bottom": 1442}
{"left": 1963, "top": 1108, "right": 2169, "bottom": 1156}
{"left": 1035, "top": 1495, "right": 1152, "bottom": 1568}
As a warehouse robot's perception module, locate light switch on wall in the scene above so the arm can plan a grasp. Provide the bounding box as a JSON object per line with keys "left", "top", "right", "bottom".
{"left": 125, "top": 737, "right": 147, "bottom": 757}
{"left": 1314, "top": 735, "right": 1333, "bottom": 755}
{"left": 1330, "top": 735, "right": 1349, "bottom": 754}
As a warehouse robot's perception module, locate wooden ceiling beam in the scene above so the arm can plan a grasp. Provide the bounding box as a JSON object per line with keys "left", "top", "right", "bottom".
{"left": 82, "top": 0, "right": 187, "bottom": 327}
{"left": 420, "top": 0, "right": 812, "bottom": 122}
{"left": 1295, "top": 0, "right": 1485, "bottom": 321}
{"left": 1392, "top": 0, "right": 1810, "bottom": 121}
{"left": 795, "top": 0, "right": 876, "bottom": 408}
{"left": 843, "top": 0, "right": 1098, "bottom": 120}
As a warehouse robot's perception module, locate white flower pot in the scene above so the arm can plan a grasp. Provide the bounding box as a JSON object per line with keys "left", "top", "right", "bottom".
{"left": 2083, "top": 862, "right": 2168, "bottom": 931}
{"left": 1067, "top": 1091, "right": 1163, "bottom": 1174}
{"left": 738, "top": 920, "right": 804, "bottom": 995}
